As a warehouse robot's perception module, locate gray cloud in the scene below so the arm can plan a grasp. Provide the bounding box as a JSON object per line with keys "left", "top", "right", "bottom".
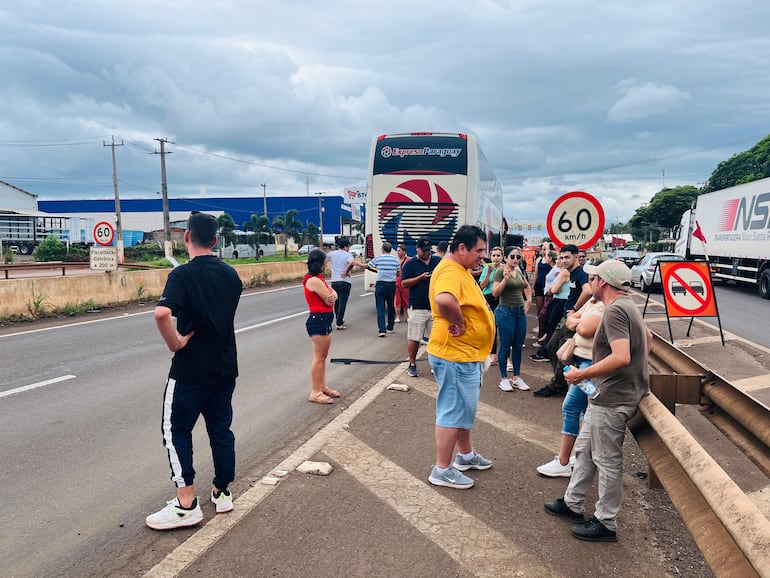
{"left": 1, "top": 1, "right": 769, "bottom": 221}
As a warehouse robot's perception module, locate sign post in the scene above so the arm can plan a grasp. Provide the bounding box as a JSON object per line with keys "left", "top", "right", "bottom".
{"left": 546, "top": 191, "right": 605, "bottom": 250}
{"left": 659, "top": 260, "right": 724, "bottom": 345}
{"left": 91, "top": 222, "right": 117, "bottom": 272}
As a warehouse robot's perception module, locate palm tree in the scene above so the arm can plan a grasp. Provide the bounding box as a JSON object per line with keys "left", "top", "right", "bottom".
{"left": 273, "top": 209, "right": 303, "bottom": 257}
{"left": 243, "top": 214, "right": 271, "bottom": 255}
{"left": 217, "top": 213, "right": 237, "bottom": 252}
{"left": 352, "top": 221, "right": 365, "bottom": 243}
{"left": 302, "top": 222, "right": 320, "bottom": 246}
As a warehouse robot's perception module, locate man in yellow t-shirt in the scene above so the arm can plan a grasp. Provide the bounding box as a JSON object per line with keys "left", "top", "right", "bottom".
{"left": 426, "top": 225, "right": 495, "bottom": 490}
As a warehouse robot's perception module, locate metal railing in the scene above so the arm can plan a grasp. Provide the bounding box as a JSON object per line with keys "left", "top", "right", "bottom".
{"left": 630, "top": 332, "right": 770, "bottom": 577}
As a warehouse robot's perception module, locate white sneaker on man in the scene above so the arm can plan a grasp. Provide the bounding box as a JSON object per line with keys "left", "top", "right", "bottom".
{"left": 211, "top": 488, "right": 234, "bottom": 513}
{"left": 537, "top": 456, "right": 573, "bottom": 477}
{"left": 145, "top": 497, "right": 203, "bottom": 530}
{"left": 498, "top": 378, "right": 514, "bottom": 392}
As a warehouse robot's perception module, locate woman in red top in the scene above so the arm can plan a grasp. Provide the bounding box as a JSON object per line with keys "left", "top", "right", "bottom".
{"left": 303, "top": 249, "right": 339, "bottom": 404}
{"left": 394, "top": 243, "right": 409, "bottom": 323}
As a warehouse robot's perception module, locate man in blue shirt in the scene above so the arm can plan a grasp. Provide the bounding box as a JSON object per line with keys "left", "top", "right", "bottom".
{"left": 401, "top": 236, "right": 441, "bottom": 376}
{"left": 366, "top": 242, "right": 401, "bottom": 336}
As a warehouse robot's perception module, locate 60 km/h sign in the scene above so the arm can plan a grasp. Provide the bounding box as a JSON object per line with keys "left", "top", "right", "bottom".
{"left": 93, "top": 221, "right": 115, "bottom": 247}
{"left": 546, "top": 191, "right": 605, "bottom": 250}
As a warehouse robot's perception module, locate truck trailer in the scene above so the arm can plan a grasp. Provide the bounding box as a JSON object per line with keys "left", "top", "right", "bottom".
{"left": 0, "top": 210, "right": 87, "bottom": 255}
{"left": 675, "top": 177, "right": 770, "bottom": 299}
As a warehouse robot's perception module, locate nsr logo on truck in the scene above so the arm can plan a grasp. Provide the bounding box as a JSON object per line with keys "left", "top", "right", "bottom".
{"left": 719, "top": 193, "right": 770, "bottom": 233}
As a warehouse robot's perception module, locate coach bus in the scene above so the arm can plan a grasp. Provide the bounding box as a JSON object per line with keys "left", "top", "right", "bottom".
{"left": 364, "top": 131, "right": 504, "bottom": 287}
{"left": 214, "top": 230, "right": 276, "bottom": 260}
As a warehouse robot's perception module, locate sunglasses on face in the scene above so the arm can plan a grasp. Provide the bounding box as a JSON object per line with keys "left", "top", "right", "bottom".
{"left": 508, "top": 254, "right": 521, "bottom": 260}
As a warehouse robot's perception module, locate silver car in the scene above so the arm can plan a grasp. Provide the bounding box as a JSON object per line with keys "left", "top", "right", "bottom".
{"left": 630, "top": 252, "right": 684, "bottom": 292}
{"left": 349, "top": 244, "right": 365, "bottom": 258}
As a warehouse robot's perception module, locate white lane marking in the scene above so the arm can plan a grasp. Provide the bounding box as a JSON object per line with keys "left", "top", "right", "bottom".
{"left": 0, "top": 311, "right": 153, "bottom": 339}
{"left": 235, "top": 311, "right": 307, "bottom": 333}
{"left": 0, "top": 375, "right": 76, "bottom": 399}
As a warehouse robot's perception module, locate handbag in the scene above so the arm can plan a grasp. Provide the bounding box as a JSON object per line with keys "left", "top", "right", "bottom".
{"left": 556, "top": 337, "right": 576, "bottom": 364}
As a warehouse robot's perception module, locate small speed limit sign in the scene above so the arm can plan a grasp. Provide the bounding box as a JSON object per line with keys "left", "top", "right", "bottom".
{"left": 93, "top": 221, "right": 115, "bottom": 246}
{"left": 546, "top": 191, "right": 605, "bottom": 250}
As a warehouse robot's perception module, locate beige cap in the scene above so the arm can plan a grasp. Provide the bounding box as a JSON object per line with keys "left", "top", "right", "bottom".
{"left": 584, "top": 259, "right": 631, "bottom": 290}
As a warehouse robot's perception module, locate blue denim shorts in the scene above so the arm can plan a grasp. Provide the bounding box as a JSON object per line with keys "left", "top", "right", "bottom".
{"left": 306, "top": 312, "right": 334, "bottom": 336}
{"left": 428, "top": 354, "right": 482, "bottom": 430}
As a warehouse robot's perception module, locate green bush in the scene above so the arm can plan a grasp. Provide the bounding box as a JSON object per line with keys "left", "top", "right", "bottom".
{"left": 3, "top": 246, "right": 14, "bottom": 264}
{"left": 125, "top": 244, "right": 165, "bottom": 261}
{"left": 63, "top": 246, "right": 90, "bottom": 262}
{"left": 33, "top": 235, "right": 67, "bottom": 262}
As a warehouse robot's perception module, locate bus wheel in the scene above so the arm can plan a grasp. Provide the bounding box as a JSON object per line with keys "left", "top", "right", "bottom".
{"left": 19, "top": 244, "right": 32, "bottom": 255}
{"left": 759, "top": 270, "right": 770, "bottom": 300}
{"left": 232, "top": 251, "right": 238, "bottom": 259}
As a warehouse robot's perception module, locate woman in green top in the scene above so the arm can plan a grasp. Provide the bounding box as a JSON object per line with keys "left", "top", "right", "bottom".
{"left": 492, "top": 246, "right": 532, "bottom": 391}
{"left": 478, "top": 246, "right": 503, "bottom": 364}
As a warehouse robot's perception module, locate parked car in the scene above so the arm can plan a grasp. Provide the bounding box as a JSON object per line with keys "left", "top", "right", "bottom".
{"left": 298, "top": 244, "right": 317, "bottom": 255}
{"left": 609, "top": 248, "right": 641, "bottom": 267}
{"left": 349, "top": 244, "right": 364, "bottom": 258}
{"left": 630, "top": 252, "right": 684, "bottom": 292}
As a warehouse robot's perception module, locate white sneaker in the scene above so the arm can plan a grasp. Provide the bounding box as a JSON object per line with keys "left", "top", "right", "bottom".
{"left": 506, "top": 362, "right": 513, "bottom": 372}
{"left": 395, "top": 318, "right": 401, "bottom": 323}
{"left": 145, "top": 497, "right": 203, "bottom": 530}
{"left": 211, "top": 488, "right": 234, "bottom": 513}
{"left": 537, "top": 456, "right": 573, "bottom": 478}
{"left": 512, "top": 377, "right": 531, "bottom": 391}
{"left": 498, "top": 378, "right": 514, "bottom": 392}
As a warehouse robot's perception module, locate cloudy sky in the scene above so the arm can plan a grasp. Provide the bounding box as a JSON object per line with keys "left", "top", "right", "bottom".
{"left": 2, "top": 0, "right": 769, "bottom": 222}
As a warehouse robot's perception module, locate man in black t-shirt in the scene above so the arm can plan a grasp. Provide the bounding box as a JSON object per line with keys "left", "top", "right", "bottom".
{"left": 400, "top": 236, "right": 441, "bottom": 377}
{"left": 146, "top": 211, "right": 243, "bottom": 531}
{"left": 533, "top": 244, "right": 591, "bottom": 398}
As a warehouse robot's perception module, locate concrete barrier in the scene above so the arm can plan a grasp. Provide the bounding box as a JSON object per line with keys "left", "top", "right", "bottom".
{"left": 0, "top": 261, "right": 308, "bottom": 319}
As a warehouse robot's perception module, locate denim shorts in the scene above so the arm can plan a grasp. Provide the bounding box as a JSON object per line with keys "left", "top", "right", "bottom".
{"left": 428, "top": 354, "right": 482, "bottom": 430}
{"left": 306, "top": 312, "right": 334, "bottom": 336}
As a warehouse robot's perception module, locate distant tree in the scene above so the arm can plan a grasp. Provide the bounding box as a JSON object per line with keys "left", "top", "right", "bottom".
{"left": 33, "top": 235, "right": 66, "bottom": 262}
{"left": 243, "top": 214, "right": 271, "bottom": 253}
{"left": 352, "top": 221, "right": 365, "bottom": 242}
{"left": 302, "top": 222, "right": 320, "bottom": 246}
{"left": 272, "top": 209, "right": 303, "bottom": 258}
{"left": 704, "top": 134, "right": 770, "bottom": 192}
{"left": 217, "top": 213, "right": 237, "bottom": 248}
{"left": 628, "top": 185, "right": 700, "bottom": 242}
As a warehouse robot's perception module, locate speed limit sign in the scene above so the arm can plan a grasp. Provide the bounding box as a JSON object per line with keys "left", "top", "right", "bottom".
{"left": 93, "top": 221, "right": 115, "bottom": 246}
{"left": 546, "top": 191, "right": 605, "bottom": 250}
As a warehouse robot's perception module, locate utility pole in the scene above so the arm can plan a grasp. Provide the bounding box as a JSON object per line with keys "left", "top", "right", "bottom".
{"left": 261, "top": 183, "right": 267, "bottom": 217}
{"left": 154, "top": 138, "right": 174, "bottom": 258}
{"left": 317, "top": 192, "right": 324, "bottom": 247}
{"left": 104, "top": 135, "right": 125, "bottom": 264}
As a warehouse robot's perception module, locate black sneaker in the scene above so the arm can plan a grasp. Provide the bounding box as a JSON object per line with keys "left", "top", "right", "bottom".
{"left": 533, "top": 386, "right": 558, "bottom": 397}
{"left": 529, "top": 353, "right": 549, "bottom": 362}
{"left": 407, "top": 364, "right": 419, "bottom": 378}
{"left": 571, "top": 516, "right": 617, "bottom": 542}
{"left": 544, "top": 498, "right": 584, "bottom": 521}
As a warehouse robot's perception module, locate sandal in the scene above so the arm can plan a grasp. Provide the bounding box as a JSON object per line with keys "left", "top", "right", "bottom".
{"left": 322, "top": 388, "right": 341, "bottom": 398}
{"left": 308, "top": 391, "right": 334, "bottom": 404}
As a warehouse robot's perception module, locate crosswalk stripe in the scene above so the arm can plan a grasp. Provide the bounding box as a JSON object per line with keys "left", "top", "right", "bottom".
{"left": 325, "top": 430, "right": 562, "bottom": 577}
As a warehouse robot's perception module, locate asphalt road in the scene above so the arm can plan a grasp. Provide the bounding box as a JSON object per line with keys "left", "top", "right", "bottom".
{"left": 0, "top": 277, "right": 402, "bottom": 577}
{"left": 1, "top": 274, "right": 768, "bottom": 576}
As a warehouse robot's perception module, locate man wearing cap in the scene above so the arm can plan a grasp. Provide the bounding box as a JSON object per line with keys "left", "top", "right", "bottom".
{"left": 400, "top": 236, "right": 442, "bottom": 377}
{"left": 544, "top": 259, "right": 651, "bottom": 543}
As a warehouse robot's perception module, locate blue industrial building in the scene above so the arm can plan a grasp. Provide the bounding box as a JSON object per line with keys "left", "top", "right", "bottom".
{"left": 39, "top": 195, "right": 355, "bottom": 244}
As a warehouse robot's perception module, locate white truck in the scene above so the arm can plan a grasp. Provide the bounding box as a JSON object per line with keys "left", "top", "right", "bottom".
{"left": 675, "top": 177, "right": 770, "bottom": 299}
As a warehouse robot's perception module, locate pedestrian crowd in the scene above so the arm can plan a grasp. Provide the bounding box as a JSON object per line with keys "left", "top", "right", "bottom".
{"left": 145, "top": 219, "right": 650, "bottom": 546}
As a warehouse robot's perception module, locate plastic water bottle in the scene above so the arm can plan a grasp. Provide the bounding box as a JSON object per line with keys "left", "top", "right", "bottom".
{"left": 563, "top": 366, "right": 600, "bottom": 399}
